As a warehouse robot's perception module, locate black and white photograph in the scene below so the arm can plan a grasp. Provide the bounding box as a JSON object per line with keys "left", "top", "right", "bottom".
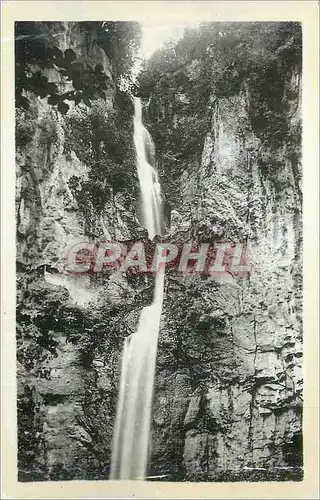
{"left": 12, "top": 16, "right": 306, "bottom": 485}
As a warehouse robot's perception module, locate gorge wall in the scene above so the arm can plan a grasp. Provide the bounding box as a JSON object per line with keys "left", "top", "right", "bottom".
{"left": 16, "top": 22, "right": 303, "bottom": 481}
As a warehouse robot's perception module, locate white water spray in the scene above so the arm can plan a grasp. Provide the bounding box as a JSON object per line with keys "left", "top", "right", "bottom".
{"left": 110, "top": 97, "right": 164, "bottom": 480}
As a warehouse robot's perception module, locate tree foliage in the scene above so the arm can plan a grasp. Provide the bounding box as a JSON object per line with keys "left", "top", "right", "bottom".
{"left": 15, "top": 21, "right": 141, "bottom": 112}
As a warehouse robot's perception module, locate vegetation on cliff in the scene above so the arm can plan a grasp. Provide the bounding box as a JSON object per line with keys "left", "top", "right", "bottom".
{"left": 138, "top": 22, "right": 301, "bottom": 199}
{"left": 15, "top": 21, "right": 141, "bottom": 112}
{"left": 16, "top": 21, "right": 142, "bottom": 480}
{"left": 15, "top": 21, "right": 303, "bottom": 481}
{"left": 64, "top": 98, "right": 138, "bottom": 231}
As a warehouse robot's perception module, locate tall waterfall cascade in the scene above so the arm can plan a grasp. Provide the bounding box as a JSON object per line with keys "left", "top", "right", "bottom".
{"left": 110, "top": 97, "right": 165, "bottom": 480}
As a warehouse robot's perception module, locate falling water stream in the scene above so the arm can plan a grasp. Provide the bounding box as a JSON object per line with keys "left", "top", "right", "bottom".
{"left": 110, "top": 98, "right": 164, "bottom": 480}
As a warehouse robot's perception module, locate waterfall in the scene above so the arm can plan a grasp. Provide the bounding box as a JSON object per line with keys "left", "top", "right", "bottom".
{"left": 110, "top": 97, "right": 164, "bottom": 480}
{"left": 133, "top": 97, "right": 163, "bottom": 240}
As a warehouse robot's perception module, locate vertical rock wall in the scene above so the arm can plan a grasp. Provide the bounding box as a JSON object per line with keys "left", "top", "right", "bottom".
{"left": 16, "top": 21, "right": 147, "bottom": 480}
{"left": 148, "top": 61, "right": 302, "bottom": 480}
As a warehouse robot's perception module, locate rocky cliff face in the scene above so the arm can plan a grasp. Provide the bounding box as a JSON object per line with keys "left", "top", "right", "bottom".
{"left": 16, "top": 22, "right": 302, "bottom": 481}
{"left": 145, "top": 42, "right": 302, "bottom": 480}
{"left": 16, "top": 21, "right": 148, "bottom": 481}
